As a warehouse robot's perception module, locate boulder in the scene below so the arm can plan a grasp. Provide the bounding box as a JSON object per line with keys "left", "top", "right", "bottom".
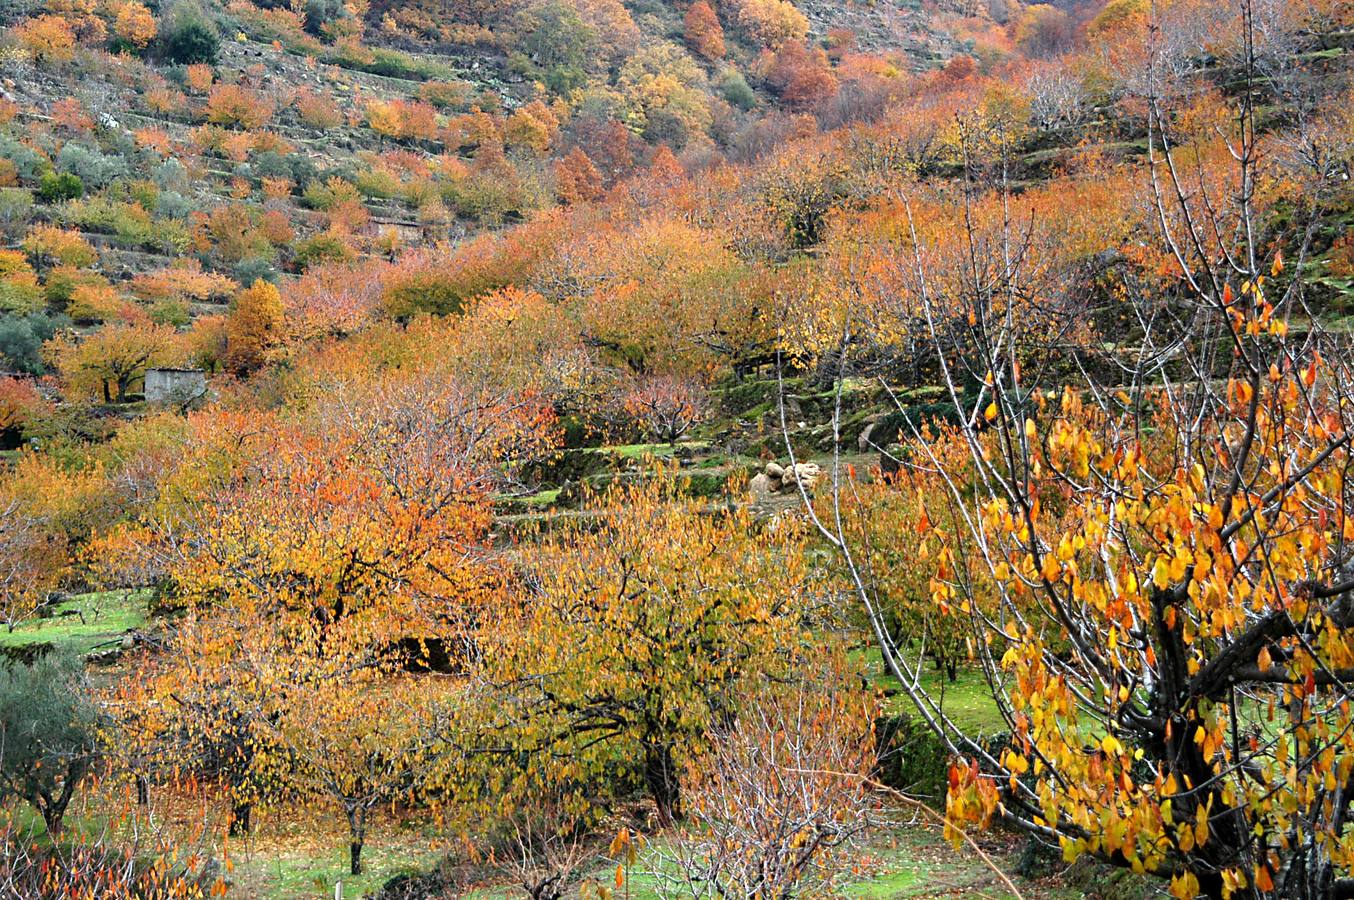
{"left": 749, "top": 472, "right": 777, "bottom": 502}
{"left": 858, "top": 421, "right": 878, "bottom": 452}
{"left": 764, "top": 461, "right": 785, "bottom": 479}
{"left": 782, "top": 462, "right": 822, "bottom": 493}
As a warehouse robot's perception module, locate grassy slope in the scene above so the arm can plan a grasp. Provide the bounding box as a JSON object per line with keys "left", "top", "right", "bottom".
{"left": 0, "top": 589, "right": 151, "bottom": 657}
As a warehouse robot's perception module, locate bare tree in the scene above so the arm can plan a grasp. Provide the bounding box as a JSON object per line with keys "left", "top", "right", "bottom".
{"left": 493, "top": 790, "right": 593, "bottom": 900}
{"left": 650, "top": 666, "right": 881, "bottom": 900}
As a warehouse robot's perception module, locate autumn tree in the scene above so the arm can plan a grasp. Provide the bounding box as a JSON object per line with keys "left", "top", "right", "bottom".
{"left": 14, "top": 15, "right": 77, "bottom": 64}
{"left": 553, "top": 149, "right": 603, "bottom": 206}
{"left": 622, "top": 373, "right": 707, "bottom": 444}
{"left": 813, "top": 4, "right": 1354, "bottom": 897}
{"left": 223, "top": 278, "right": 283, "bottom": 374}
{"left": 1013, "top": 3, "right": 1073, "bottom": 58}
{"left": 727, "top": 0, "right": 808, "bottom": 48}
{"left": 111, "top": 1, "right": 157, "bottom": 49}
{"left": 203, "top": 83, "right": 274, "bottom": 130}
{"left": 45, "top": 323, "right": 182, "bottom": 402}
{"left": 765, "top": 41, "right": 839, "bottom": 108}
{"left": 0, "top": 490, "right": 63, "bottom": 630}
{"left": 617, "top": 42, "right": 713, "bottom": 148}
{"left": 469, "top": 474, "right": 809, "bottom": 824}
{"left": 110, "top": 374, "right": 557, "bottom": 859}
{"left": 683, "top": 0, "right": 724, "bottom": 60}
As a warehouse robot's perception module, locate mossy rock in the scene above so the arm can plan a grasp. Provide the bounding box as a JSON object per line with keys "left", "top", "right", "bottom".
{"left": 713, "top": 377, "right": 784, "bottom": 415}
{"left": 0, "top": 641, "right": 54, "bottom": 664}
{"left": 524, "top": 448, "right": 618, "bottom": 488}
{"left": 874, "top": 713, "right": 949, "bottom": 800}
{"left": 871, "top": 401, "right": 964, "bottom": 447}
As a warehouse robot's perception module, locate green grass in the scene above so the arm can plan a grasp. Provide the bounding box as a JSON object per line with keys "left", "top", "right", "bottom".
{"left": 461, "top": 825, "right": 1059, "bottom": 899}
{"left": 231, "top": 843, "right": 436, "bottom": 900}
{"left": 854, "top": 650, "right": 1007, "bottom": 734}
{"left": 0, "top": 589, "right": 151, "bottom": 657}
{"left": 602, "top": 440, "right": 711, "bottom": 460}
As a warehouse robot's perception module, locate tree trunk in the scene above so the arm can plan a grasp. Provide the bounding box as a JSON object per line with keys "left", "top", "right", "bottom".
{"left": 41, "top": 805, "right": 63, "bottom": 837}
{"left": 644, "top": 744, "right": 680, "bottom": 826}
{"left": 37, "top": 763, "right": 82, "bottom": 837}
{"left": 346, "top": 805, "right": 366, "bottom": 875}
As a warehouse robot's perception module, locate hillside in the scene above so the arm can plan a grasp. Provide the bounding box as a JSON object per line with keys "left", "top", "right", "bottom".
{"left": 2, "top": 0, "right": 1354, "bottom": 898}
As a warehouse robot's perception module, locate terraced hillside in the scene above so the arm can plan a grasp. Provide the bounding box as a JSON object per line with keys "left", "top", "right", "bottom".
{"left": 2, "top": 0, "right": 1354, "bottom": 898}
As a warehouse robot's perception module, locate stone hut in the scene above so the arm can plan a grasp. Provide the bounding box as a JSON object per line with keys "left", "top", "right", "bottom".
{"left": 144, "top": 367, "right": 207, "bottom": 406}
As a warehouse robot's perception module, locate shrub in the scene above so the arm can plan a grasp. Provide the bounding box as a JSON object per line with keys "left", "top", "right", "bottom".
{"left": 0, "top": 188, "right": 34, "bottom": 237}
{"left": 251, "top": 150, "right": 292, "bottom": 179}
{"left": 0, "top": 258, "right": 42, "bottom": 314}
{"left": 63, "top": 197, "right": 190, "bottom": 254}
{"left": 719, "top": 68, "right": 757, "bottom": 111}
{"left": 155, "top": 189, "right": 191, "bottom": 219}
{"left": 56, "top": 143, "right": 128, "bottom": 189}
{"left": 331, "top": 45, "right": 454, "bottom": 80}
{"left": 0, "top": 830, "right": 218, "bottom": 897}
{"left": 0, "top": 653, "right": 99, "bottom": 836}
{"left": 153, "top": 157, "right": 189, "bottom": 192}
{"left": 159, "top": 1, "right": 219, "bottom": 64}
{"left": 0, "top": 313, "right": 65, "bottom": 374}
{"left": 40, "top": 264, "right": 97, "bottom": 307}
{"left": 354, "top": 165, "right": 401, "bottom": 199}
{"left": 233, "top": 256, "right": 277, "bottom": 285}
{"left": 303, "top": 0, "right": 349, "bottom": 35}
{"left": 418, "top": 79, "right": 473, "bottom": 111}
{"left": 14, "top": 15, "right": 77, "bottom": 65}
{"left": 23, "top": 226, "right": 98, "bottom": 268}
{"left": 149, "top": 298, "right": 191, "bottom": 326}
{"left": 513, "top": 0, "right": 596, "bottom": 94}
{"left": 0, "top": 135, "right": 48, "bottom": 183}
{"left": 301, "top": 175, "right": 361, "bottom": 211}
{"left": 293, "top": 231, "right": 353, "bottom": 270}
{"left": 446, "top": 166, "right": 538, "bottom": 225}
{"left": 204, "top": 83, "right": 274, "bottom": 130}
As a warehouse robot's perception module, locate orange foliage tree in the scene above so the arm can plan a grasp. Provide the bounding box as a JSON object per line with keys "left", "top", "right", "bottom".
{"left": 224, "top": 278, "right": 283, "bottom": 374}
{"left": 683, "top": 0, "right": 724, "bottom": 60}
{"left": 107, "top": 373, "right": 559, "bottom": 871}
{"left": 45, "top": 323, "right": 182, "bottom": 403}
{"left": 816, "top": 7, "right": 1354, "bottom": 897}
